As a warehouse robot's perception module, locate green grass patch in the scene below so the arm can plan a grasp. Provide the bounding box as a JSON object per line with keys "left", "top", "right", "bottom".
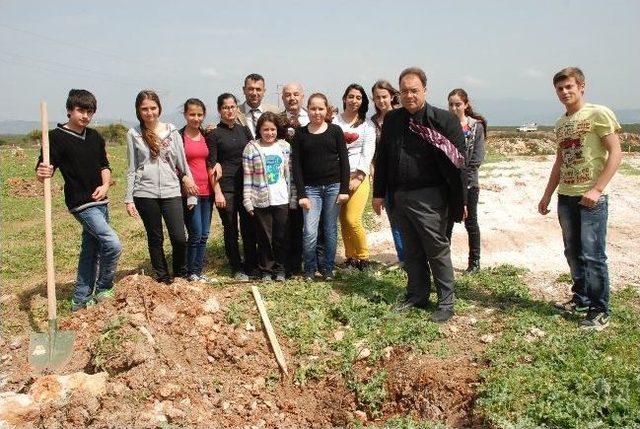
{"left": 476, "top": 286, "right": 640, "bottom": 428}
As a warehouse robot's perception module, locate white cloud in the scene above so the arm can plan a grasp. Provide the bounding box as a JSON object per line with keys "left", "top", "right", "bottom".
{"left": 200, "top": 68, "right": 223, "bottom": 79}
{"left": 523, "top": 68, "right": 544, "bottom": 78}
{"left": 461, "top": 75, "right": 489, "bottom": 87}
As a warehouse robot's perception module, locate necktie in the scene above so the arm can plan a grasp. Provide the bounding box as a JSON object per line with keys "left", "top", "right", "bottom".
{"left": 250, "top": 108, "right": 259, "bottom": 132}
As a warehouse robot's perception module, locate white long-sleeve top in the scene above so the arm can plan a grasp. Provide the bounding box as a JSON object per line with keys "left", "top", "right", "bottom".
{"left": 332, "top": 113, "right": 376, "bottom": 176}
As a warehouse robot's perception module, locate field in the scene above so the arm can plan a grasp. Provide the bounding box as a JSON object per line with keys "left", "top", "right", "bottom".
{"left": 1, "top": 133, "right": 639, "bottom": 428}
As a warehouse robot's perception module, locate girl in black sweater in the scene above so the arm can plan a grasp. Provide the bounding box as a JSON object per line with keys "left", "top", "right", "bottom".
{"left": 292, "top": 93, "right": 349, "bottom": 281}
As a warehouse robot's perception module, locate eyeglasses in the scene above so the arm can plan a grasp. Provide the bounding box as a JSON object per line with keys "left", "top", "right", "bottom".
{"left": 400, "top": 88, "right": 424, "bottom": 96}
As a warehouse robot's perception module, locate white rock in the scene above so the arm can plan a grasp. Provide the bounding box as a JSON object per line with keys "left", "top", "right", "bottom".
{"left": 245, "top": 321, "right": 256, "bottom": 332}
{"left": 0, "top": 392, "right": 37, "bottom": 427}
{"left": 333, "top": 330, "right": 345, "bottom": 341}
{"left": 30, "top": 372, "right": 108, "bottom": 402}
{"left": 203, "top": 297, "right": 221, "bottom": 314}
{"left": 356, "top": 348, "right": 371, "bottom": 360}
{"left": 480, "top": 334, "right": 495, "bottom": 344}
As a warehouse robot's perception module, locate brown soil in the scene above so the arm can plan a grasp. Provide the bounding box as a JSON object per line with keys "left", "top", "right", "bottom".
{"left": 1, "top": 274, "right": 486, "bottom": 428}
{"left": 6, "top": 177, "right": 61, "bottom": 198}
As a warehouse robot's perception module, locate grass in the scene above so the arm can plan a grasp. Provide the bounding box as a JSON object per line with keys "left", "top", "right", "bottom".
{"left": 2, "top": 144, "right": 639, "bottom": 427}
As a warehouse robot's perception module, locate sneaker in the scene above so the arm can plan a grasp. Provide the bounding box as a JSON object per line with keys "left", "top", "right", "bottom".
{"left": 187, "top": 274, "right": 201, "bottom": 282}
{"left": 198, "top": 274, "right": 220, "bottom": 285}
{"left": 261, "top": 274, "right": 273, "bottom": 282}
{"left": 275, "top": 273, "right": 286, "bottom": 282}
{"left": 580, "top": 311, "right": 610, "bottom": 331}
{"left": 303, "top": 274, "right": 315, "bottom": 282}
{"left": 430, "top": 308, "right": 454, "bottom": 323}
{"left": 323, "top": 272, "right": 335, "bottom": 282}
{"left": 71, "top": 298, "right": 95, "bottom": 312}
{"left": 233, "top": 272, "right": 250, "bottom": 281}
{"left": 94, "top": 288, "right": 115, "bottom": 303}
{"left": 554, "top": 299, "right": 589, "bottom": 316}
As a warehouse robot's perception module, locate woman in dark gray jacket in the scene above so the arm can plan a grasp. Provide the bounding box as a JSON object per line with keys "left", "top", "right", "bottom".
{"left": 446, "top": 88, "right": 486, "bottom": 274}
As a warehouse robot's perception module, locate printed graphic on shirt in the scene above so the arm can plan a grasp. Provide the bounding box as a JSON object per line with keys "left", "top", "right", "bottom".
{"left": 344, "top": 132, "right": 359, "bottom": 144}
{"left": 265, "top": 154, "right": 283, "bottom": 185}
{"left": 160, "top": 136, "right": 174, "bottom": 164}
{"left": 556, "top": 119, "right": 594, "bottom": 186}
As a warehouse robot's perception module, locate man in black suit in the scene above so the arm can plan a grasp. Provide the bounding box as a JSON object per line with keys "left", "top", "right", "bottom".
{"left": 372, "top": 67, "right": 466, "bottom": 322}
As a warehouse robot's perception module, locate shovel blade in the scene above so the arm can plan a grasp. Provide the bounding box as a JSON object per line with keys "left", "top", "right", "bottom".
{"left": 29, "top": 330, "right": 75, "bottom": 372}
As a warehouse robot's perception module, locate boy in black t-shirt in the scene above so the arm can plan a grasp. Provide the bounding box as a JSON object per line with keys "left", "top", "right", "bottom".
{"left": 36, "top": 89, "right": 122, "bottom": 312}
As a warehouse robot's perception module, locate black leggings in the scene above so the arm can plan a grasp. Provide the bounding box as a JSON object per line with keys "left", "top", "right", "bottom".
{"left": 446, "top": 186, "right": 480, "bottom": 262}
{"left": 134, "top": 196, "right": 187, "bottom": 281}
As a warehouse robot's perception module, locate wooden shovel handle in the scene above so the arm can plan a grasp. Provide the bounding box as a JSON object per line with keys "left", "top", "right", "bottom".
{"left": 41, "top": 101, "right": 56, "bottom": 321}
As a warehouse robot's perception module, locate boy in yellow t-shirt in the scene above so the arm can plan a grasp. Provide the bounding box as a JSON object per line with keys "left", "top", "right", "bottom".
{"left": 538, "top": 67, "right": 622, "bottom": 331}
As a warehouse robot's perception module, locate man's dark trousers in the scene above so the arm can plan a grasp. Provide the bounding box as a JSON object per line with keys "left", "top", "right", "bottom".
{"left": 393, "top": 186, "right": 455, "bottom": 310}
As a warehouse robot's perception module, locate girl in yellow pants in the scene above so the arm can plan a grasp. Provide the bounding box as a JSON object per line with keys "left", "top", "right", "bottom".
{"left": 333, "top": 83, "right": 377, "bottom": 270}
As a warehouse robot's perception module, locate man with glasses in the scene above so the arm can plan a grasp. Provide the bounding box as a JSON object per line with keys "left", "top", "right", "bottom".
{"left": 372, "top": 67, "right": 466, "bottom": 323}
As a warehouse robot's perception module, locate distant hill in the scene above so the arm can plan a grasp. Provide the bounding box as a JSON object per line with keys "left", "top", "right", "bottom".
{"left": 1, "top": 104, "right": 638, "bottom": 134}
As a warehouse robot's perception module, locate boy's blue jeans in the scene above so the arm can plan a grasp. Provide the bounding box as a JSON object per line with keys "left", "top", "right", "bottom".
{"left": 557, "top": 194, "right": 610, "bottom": 315}
{"left": 72, "top": 204, "right": 122, "bottom": 304}
{"left": 184, "top": 196, "right": 213, "bottom": 276}
{"left": 302, "top": 183, "right": 341, "bottom": 276}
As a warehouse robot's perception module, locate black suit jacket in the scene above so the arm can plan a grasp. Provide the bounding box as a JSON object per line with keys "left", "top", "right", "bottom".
{"left": 372, "top": 103, "right": 467, "bottom": 222}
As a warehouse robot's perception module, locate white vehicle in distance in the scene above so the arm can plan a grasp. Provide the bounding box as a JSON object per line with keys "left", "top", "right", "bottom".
{"left": 517, "top": 122, "right": 538, "bottom": 132}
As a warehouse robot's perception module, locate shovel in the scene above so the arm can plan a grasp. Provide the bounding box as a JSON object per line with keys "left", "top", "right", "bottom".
{"left": 29, "top": 101, "right": 75, "bottom": 372}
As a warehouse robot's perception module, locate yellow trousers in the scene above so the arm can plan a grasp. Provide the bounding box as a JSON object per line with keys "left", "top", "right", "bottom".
{"left": 340, "top": 178, "right": 370, "bottom": 260}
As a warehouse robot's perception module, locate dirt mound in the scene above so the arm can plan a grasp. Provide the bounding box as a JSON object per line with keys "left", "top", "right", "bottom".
{"left": 1, "top": 275, "right": 483, "bottom": 428}
{"left": 5, "top": 177, "right": 61, "bottom": 198}
{"left": 486, "top": 132, "right": 556, "bottom": 156}
{"left": 382, "top": 351, "right": 478, "bottom": 427}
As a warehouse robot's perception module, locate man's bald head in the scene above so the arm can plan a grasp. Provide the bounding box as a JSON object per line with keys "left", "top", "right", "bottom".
{"left": 282, "top": 83, "right": 304, "bottom": 113}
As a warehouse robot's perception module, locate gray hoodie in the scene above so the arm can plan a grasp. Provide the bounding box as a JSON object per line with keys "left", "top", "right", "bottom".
{"left": 124, "top": 123, "right": 197, "bottom": 205}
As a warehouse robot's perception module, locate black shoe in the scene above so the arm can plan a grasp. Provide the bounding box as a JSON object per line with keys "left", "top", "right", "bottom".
{"left": 356, "top": 259, "right": 372, "bottom": 271}
{"left": 430, "top": 308, "right": 454, "bottom": 323}
{"left": 554, "top": 299, "right": 589, "bottom": 316}
{"left": 392, "top": 299, "right": 429, "bottom": 312}
{"left": 465, "top": 260, "right": 480, "bottom": 274}
{"left": 580, "top": 310, "right": 610, "bottom": 330}
{"left": 158, "top": 277, "right": 173, "bottom": 285}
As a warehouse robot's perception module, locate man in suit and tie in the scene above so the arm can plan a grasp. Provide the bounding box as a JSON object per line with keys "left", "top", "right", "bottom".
{"left": 237, "top": 73, "right": 279, "bottom": 139}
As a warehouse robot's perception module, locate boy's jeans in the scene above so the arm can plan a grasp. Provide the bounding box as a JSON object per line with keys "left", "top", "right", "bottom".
{"left": 72, "top": 204, "right": 122, "bottom": 304}
{"left": 557, "top": 194, "right": 610, "bottom": 314}
{"left": 302, "top": 183, "right": 341, "bottom": 276}
{"left": 184, "top": 196, "right": 213, "bottom": 276}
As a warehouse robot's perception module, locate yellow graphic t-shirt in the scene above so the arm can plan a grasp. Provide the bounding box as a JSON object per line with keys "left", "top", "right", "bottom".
{"left": 555, "top": 103, "right": 620, "bottom": 196}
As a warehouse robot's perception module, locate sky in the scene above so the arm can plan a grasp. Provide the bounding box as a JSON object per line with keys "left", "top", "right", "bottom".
{"left": 0, "top": 0, "right": 638, "bottom": 125}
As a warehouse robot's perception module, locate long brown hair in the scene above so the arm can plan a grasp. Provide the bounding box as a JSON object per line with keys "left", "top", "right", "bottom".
{"left": 371, "top": 80, "right": 400, "bottom": 117}
{"left": 135, "top": 90, "right": 163, "bottom": 158}
{"left": 448, "top": 88, "right": 487, "bottom": 134}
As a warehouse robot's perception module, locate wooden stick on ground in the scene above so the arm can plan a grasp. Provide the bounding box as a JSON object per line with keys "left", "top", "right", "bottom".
{"left": 251, "top": 286, "right": 288, "bottom": 375}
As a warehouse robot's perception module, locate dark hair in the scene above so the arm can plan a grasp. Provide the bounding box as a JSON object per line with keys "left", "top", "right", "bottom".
{"left": 135, "top": 90, "right": 162, "bottom": 158}
{"left": 183, "top": 98, "right": 206, "bottom": 116}
{"left": 244, "top": 73, "right": 265, "bottom": 86}
{"left": 371, "top": 80, "right": 400, "bottom": 116}
{"left": 217, "top": 93, "right": 238, "bottom": 110}
{"left": 66, "top": 89, "right": 97, "bottom": 113}
{"left": 307, "top": 93, "right": 334, "bottom": 123}
{"left": 399, "top": 67, "right": 427, "bottom": 87}
{"left": 255, "top": 111, "right": 286, "bottom": 140}
{"left": 448, "top": 88, "right": 487, "bottom": 135}
{"left": 553, "top": 67, "right": 585, "bottom": 87}
{"left": 342, "top": 84, "right": 369, "bottom": 127}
